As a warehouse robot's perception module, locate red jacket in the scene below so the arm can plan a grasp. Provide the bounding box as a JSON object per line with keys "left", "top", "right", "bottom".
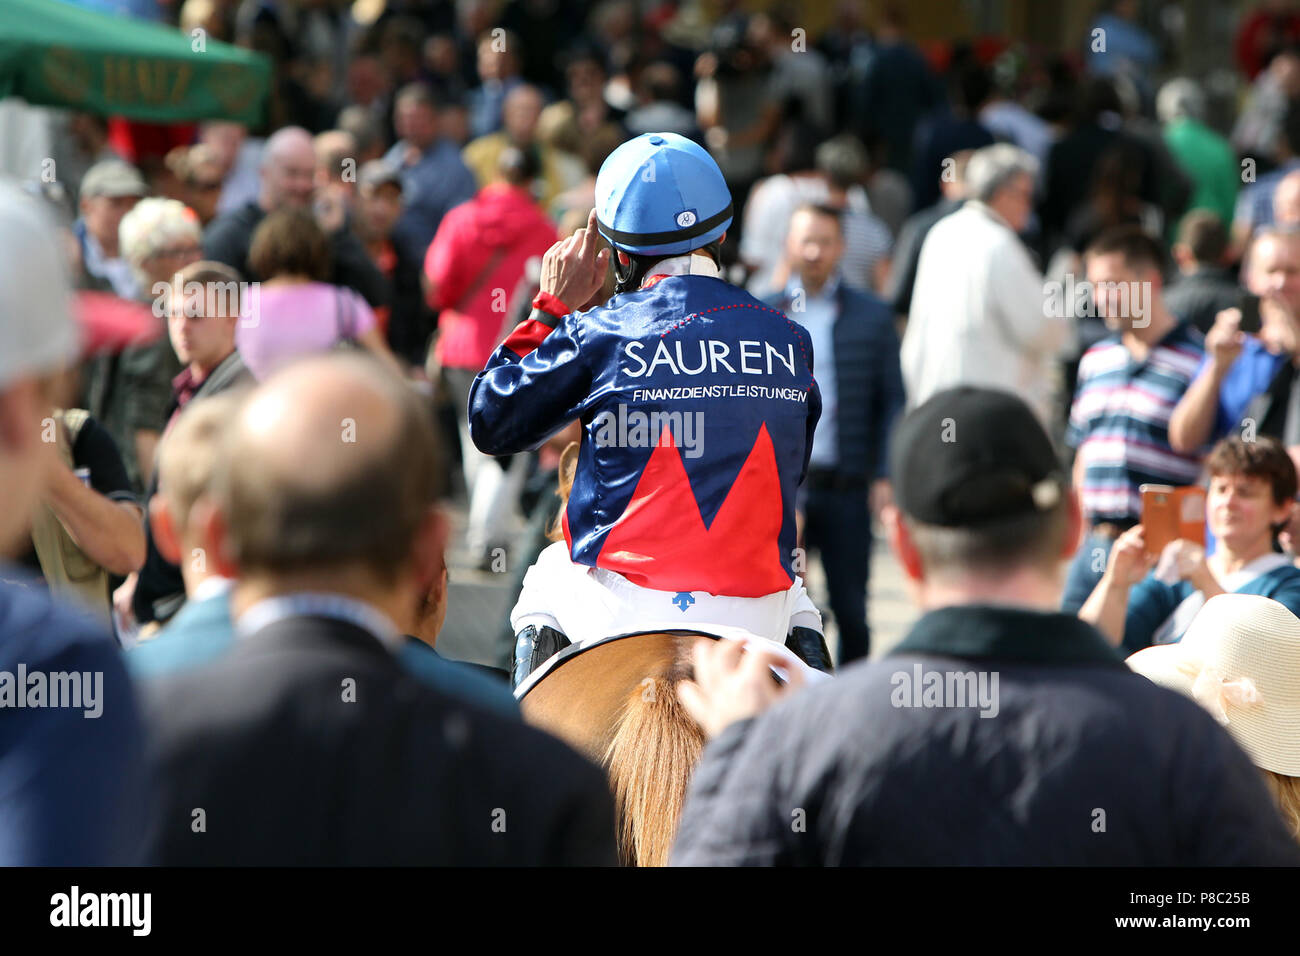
{"left": 424, "top": 183, "right": 557, "bottom": 370}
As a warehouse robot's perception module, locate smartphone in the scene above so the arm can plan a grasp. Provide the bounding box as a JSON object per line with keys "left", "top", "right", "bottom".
{"left": 1238, "top": 292, "right": 1262, "bottom": 335}
{"left": 1139, "top": 484, "right": 1206, "bottom": 556}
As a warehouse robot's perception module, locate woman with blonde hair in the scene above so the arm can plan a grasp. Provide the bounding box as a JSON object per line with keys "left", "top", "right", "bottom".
{"left": 85, "top": 197, "right": 203, "bottom": 490}
{"left": 1128, "top": 592, "right": 1300, "bottom": 842}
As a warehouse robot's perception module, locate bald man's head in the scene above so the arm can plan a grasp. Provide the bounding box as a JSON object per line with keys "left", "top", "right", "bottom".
{"left": 260, "top": 126, "right": 316, "bottom": 211}
{"left": 212, "top": 353, "right": 441, "bottom": 580}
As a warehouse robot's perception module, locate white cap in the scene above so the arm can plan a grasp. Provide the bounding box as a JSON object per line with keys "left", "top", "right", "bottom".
{"left": 0, "top": 180, "right": 79, "bottom": 388}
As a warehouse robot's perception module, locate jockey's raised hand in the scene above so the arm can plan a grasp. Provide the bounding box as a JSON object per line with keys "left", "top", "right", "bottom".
{"left": 677, "top": 637, "right": 807, "bottom": 739}
{"left": 539, "top": 208, "right": 610, "bottom": 311}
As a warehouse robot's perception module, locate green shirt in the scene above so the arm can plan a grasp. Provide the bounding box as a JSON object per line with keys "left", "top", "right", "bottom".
{"left": 1163, "top": 118, "right": 1240, "bottom": 233}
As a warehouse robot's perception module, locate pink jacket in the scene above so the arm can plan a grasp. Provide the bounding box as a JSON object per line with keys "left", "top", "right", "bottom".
{"left": 424, "top": 183, "right": 558, "bottom": 370}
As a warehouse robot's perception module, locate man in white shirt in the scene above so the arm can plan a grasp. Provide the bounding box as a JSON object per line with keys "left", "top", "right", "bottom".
{"left": 901, "top": 144, "right": 1071, "bottom": 427}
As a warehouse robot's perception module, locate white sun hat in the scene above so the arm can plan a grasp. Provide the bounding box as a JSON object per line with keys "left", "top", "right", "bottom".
{"left": 0, "top": 179, "right": 78, "bottom": 389}
{"left": 1127, "top": 593, "right": 1300, "bottom": 776}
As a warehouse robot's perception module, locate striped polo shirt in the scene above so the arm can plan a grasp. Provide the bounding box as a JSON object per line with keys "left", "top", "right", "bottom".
{"left": 1067, "top": 322, "right": 1206, "bottom": 523}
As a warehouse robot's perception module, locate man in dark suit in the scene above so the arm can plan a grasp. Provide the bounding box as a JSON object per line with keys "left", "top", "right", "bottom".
{"left": 766, "top": 204, "right": 905, "bottom": 664}
{"left": 140, "top": 352, "right": 616, "bottom": 865}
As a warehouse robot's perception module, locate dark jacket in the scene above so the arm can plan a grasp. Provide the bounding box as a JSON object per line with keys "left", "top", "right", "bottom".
{"left": 133, "top": 351, "right": 252, "bottom": 624}
{"left": 671, "top": 605, "right": 1300, "bottom": 866}
{"left": 1164, "top": 266, "right": 1241, "bottom": 335}
{"left": 886, "top": 197, "right": 961, "bottom": 317}
{"left": 203, "top": 201, "right": 385, "bottom": 308}
{"left": 764, "top": 283, "right": 904, "bottom": 479}
{"left": 0, "top": 565, "right": 148, "bottom": 864}
{"left": 141, "top": 613, "right": 617, "bottom": 865}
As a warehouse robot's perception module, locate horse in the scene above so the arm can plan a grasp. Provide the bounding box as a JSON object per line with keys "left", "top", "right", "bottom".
{"left": 516, "top": 629, "right": 712, "bottom": 867}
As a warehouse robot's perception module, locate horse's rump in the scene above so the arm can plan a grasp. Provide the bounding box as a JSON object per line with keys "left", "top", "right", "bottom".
{"left": 518, "top": 630, "right": 712, "bottom": 866}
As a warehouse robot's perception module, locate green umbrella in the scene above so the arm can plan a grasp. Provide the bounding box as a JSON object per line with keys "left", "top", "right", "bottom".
{"left": 0, "top": 0, "right": 270, "bottom": 126}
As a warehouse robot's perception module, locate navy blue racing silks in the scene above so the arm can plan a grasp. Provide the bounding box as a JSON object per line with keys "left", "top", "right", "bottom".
{"left": 469, "top": 273, "right": 821, "bottom": 598}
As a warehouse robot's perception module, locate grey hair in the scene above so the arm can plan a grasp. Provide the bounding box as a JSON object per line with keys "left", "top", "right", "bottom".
{"left": 965, "top": 143, "right": 1038, "bottom": 203}
{"left": 1156, "top": 78, "right": 1206, "bottom": 124}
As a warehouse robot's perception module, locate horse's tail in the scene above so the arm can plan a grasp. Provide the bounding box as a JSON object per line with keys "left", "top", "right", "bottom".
{"left": 603, "top": 667, "right": 705, "bottom": 867}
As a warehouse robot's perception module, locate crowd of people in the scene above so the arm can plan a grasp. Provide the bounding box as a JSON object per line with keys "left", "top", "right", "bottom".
{"left": 5, "top": 0, "right": 1300, "bottom": 867}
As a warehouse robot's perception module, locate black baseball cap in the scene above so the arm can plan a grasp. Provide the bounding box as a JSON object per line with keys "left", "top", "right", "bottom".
{"left": 890, "top": 387, "right": 1065, "bottom": 527}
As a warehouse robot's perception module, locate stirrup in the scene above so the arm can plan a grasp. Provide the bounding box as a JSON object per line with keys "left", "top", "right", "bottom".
{"left": 511, "top": 624, "right": 572, "bottom": 689}
{"left": 785, "top": 626, "right": 834, "bottom": 674}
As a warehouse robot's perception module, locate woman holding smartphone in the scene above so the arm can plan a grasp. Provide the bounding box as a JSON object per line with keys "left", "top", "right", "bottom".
{"left": 1080, "top": 435, "right": 1300, "bottom": 652}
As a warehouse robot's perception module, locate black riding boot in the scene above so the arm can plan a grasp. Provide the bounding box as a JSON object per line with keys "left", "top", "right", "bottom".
{"left": 785, "top": 626, "right": 834, "bottom": 674}
{"left": 511, "top": 624, "right": 572, "bottom": 689}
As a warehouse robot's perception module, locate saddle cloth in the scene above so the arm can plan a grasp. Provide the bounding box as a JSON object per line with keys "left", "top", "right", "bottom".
{"left": 511, "top": 541, "right": 823, "bottom": 648}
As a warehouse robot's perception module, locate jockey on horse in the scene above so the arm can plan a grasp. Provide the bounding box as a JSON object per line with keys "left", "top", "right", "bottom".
{"left": 468, "top": 132, "right": 833, "bottom": 688}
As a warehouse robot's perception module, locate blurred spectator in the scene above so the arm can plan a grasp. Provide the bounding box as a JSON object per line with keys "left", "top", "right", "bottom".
{"left": 671, "top": 387, "right": 1300, "bottom": 866}
{"left": 465, "top": 83, "right": 585, "bottom": 210}
{"left": 126, "top": 391, "right": 244, "bottom": 678}
{"left": 902, "top": 145, "right": 1067, "bottom": 426}
{"left": 83, "top": 197, "right": 201, "bottom": 493}
{"left": 1276, "top": 168, "right": 1300, "bottom": 224}
{"left": 847, "top": 1, "right": 939, "bottom": 175}
{"left": 979, "top": 57, "right": 1054, "bottom": 166}
{"left": 1234, "top": 99, "right": 1300, "bottom": 247}
{"left": 468, "top": 27, "right": 525, "bottom": 139}
{"left": 742, "top": 132, "right": 891, "bottom": 296}
{"left": 1062, "top": 145, "right": 1163, "bottom": 255}
{"left": 624, "top": 61, "right": 701, "bottom": 140}
{"left": 1063, "top": 227, "right": 1206, "bottom": 613}
{"left": 1085, "top": 0, "right": 1159, "bottom": 90}
{"left": 537, "top": 45, "right": 628, "bottom": 163}
{"left": 355, "top": 160, "right": 432, "bottom": 366}
{"left": 1235, "top": 0, "right": 1300, "bottom": 80}
{"left": 1158, "top": 79, "right": 1240, "bottom": 234}
{"left": 1083, "top": 436, "right": 1300, "bottom": 652}
{"left": 165, "top": 144, "right": 226, "bottom": 227}
{"left": 1169, "top": 226, "right": 1300, "bottom": 451}
{"left": 336, "top": 105, "right": 388, "bottom": 165}
{"left": 0, "top": 181, "right": 147, "bottom": 865}
{"left": 235, "top": 209, "right": 403, "bottom": 380}
{"left": 384, "top": 84, "right": 479, "bottom": 266}
{"left": 139, "top": 353, "right": 616, "bottom": 865}
{"left": 765, "top": 204, "right": 904, "bottom": 664}
{"left": 695, "top": 18, "right": 775, "bottom": 217}
{"left": 22, "top": 400, "right": 145, "bottom": 625}
{"left": 1040, "top": 76, "right": 1162, "bottom": 258}
{"left": 47, "top": 112, "right": 122, "bottom": 220}
{"left": 1165, "top": 211, "right": 1241, "bottom": 334}
{"left": 72, "top": 159, "right": 146, "bottom": 298}
{"left": 425, "top": 146, "right": 558, "bottom": 564}
{"left": 1128, "top": 593, "right": 1300, "bottom": 845}
{"left": 201, "top": 121, "right": 263, "bottom": 217}
{"left": 748, "top": 7, "right": 833, "bottom": 139}
{"left": 204, "top": 126, "right": 385, "bottom": 306}
{"left": 1232, "top": 49, "right": 1300, "bottom": 164}
{"left": 909, "top": 59, "right": 995, "bottom": 212}
{"left": 313, "top": 130, "right": 360, "bottom": 201}
{"left": 886, "top": 148, "right": 971, "bottom": 320}
{"left": 120, "top": 261, "right": 252, "bottom": 631}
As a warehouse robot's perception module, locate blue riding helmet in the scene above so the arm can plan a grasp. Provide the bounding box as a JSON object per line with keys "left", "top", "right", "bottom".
{"left": 594, "top": 132, "right": 734, "bottom": 258}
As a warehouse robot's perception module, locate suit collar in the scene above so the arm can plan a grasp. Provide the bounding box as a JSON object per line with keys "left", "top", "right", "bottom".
{"left": 237, "top": 592, "right": 404, "bottom": 653}
{"left": 889, "top": 604, "right": 1126, "bottom": 667}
